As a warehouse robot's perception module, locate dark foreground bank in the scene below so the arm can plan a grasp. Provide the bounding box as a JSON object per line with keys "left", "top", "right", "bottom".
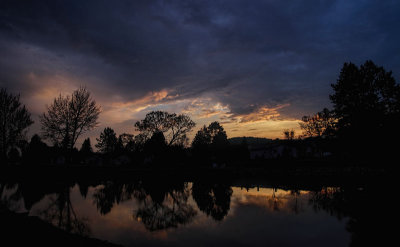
{"left": 0, "top": 209, "right": 121, "bottom": 247}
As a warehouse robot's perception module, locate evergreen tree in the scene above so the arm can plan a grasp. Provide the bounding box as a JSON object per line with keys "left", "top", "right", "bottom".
{"left": 0, "top": 88, "right": 33, "bottom": 162}
{"left": 95, "top": 127, "right": 118, "bottom": 154}
{"left": 80, "top": 138, "right": 93, "bottom": 154}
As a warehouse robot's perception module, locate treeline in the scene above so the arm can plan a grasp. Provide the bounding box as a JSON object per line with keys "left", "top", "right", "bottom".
{"left": 0, "top": 86, "right": 248, "bottom": 166}
{"left": 1, "top": 60, "right": 400, "bottom": 167}
{"left": 295, "top": 60, "right": 400, "bottom": 164}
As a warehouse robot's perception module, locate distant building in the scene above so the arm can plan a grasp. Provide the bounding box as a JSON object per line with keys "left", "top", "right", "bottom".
{"left": 248, "top": 143, "right": 298, "bottom": 160}
{"left": 82, "top": 154, "right": 103, "bottom": 166}
{"left": 112, "top": 155, "right": 131, "bottom": 166}
{"left": 248, "top": 140, "right": 333, "bottom": 160}
{"left": 53, "top": 155, "right": 66, "bottom": 165}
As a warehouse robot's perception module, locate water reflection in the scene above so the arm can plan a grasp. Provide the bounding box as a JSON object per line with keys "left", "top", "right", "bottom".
{"left": 309, "top": 186, "right": 393, "bottom": 247}
{"left": 133, "top": 184, "right": 196, "bottom": 231}
{"left": 192, "top": 182, "right": 232, "bottom": 221}
{"left": 37, "top": 187, "right": 91, "bottom": 236}
{"left": 91, "top": 180, "right": 198, "bottom": 231}
{"left": 0, "top": 176, "right": 393, "bottom": 246}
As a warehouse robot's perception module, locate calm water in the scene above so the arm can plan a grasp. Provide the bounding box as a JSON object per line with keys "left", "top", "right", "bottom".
{"left": 0, "top": 175, "right": 391, "bottom": 246}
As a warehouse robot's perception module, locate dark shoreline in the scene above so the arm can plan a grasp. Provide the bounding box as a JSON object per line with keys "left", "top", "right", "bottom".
{"left": 0, "top": 161, "right": 391, "bottom": 190}
{"left": 0, "top": 209, "right": 122, "bottom": 247}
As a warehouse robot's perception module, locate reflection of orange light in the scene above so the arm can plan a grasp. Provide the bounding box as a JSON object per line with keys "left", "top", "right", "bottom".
{"left": 232, "top": 187, "right": 309, "bottom": 212}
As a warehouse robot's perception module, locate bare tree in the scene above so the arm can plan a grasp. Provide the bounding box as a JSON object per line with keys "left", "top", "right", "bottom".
{"left": 135, "top": 111, "right": 195, "bottom": 146}
{"left": 283, "top": 129, "right": 295, "bottom": 140}
{"left": 0, "top": 88, "right": 33, "bottom": 161}
{"left": 168, "top": 114, "right": 196, "bottom": 146}
{"left": 40, "top": 87, "right": 100, "bottom": 150}
{"left": 299, "top": 108, "right": 336, "bottom": 138}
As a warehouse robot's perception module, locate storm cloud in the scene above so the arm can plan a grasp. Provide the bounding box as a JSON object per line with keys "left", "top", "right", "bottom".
{"left": 1, "top": 0, "right": 400, "bottom": 140}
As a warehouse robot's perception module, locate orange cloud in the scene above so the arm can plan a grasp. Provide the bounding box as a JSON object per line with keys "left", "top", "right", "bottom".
{"left": 236, "top": 104, "right": 290, "bottom": 123}
{"left": 20, "top": 72, "right": 88, "bottom": 116}
{"left": 114, "top": 89, "right": 178, "bottom": 109}
{"left": 101, "top": 89, "right": 182, "bottom": 124}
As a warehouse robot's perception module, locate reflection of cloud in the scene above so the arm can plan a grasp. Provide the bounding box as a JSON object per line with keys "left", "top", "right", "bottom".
{"left": 231, "top": 187, "right": 309, "bottom": 214}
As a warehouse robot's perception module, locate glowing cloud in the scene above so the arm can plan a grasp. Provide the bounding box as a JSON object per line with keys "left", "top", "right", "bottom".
{"left": 236, "top": 104, "right": 291, "bottom": 123}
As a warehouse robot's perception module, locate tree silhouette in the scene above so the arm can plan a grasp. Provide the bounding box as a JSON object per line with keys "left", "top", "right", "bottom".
{"left": 95, "top": 127, "right": 118, "bottom": 154}
{"left": 192, "top": 121, "right": 228, "bottom": 148}
{"left": 299, "top": 108, "right": 336, "bottom": 138}
{"left": 133, "top": 133, "right": 148, "bottom": 152}
{"left": 23, "top": 134, "right": 49, "bottom": 164}
{"left": 0, "top": 88, "right": 33, "bottom": 162}
{"left": 143, "top": 131, "right": 167, "bottom": 161}
{"left": 146, "top": 131, "right": 166, "bottom": 147}
{"left": 331, "top": 61, "right": 400, "bottom": 130}
{"left": 191, "top": 125, "right": 212, "bottom": 149}
{"left": 135, "top": 111, "right": 195, "bottom": 146}
{"left": 80, "top": 138, "right": 93, "bottom": 154}
{"left": 191, "top": 121, "right": 229, "bottom": 164}
{"left": 283, "top": 129, "right": 295, "bottom": 140}
{"left": 330, "top": 61, "right": 400, "bottom": 159}
{"left": 208, "top": 122, "right": 229, "bottom": 147}
{"left": 116, "top": 133, "right": 135, "bottom": 153}
{"left": 40, "top": 86, "right": 100, "bottom": 151}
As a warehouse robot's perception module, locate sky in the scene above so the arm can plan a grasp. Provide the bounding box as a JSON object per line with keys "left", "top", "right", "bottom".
{"left": 1, "top": 0, "right": 400, "bottom": 146}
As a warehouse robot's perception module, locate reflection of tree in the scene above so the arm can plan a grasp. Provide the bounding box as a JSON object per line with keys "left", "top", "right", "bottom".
{"left": 192, "top": 182, "right": 232, "bottom": 221}
{"left": 310, "top": 187, "right": 346, "bottom": 219}
{"left": 310, "top": 185, "right": 393, "bottom": 247}
{"left": 78, "top": 182, "right": 90, "bottom": 199}
{"left": 290, "top": 190, "right": 301, "bottom": 214}
{"left": 1, "top": 181, "right": 90, "bottom": 236}
{"left": 134, "top": 186, "right": 196, "bottom": 231}
{"left": 1, "top": 181, "right": 49, "bottom": 212}
{"left": 241, "top": 187, "right": 303, "bottom": 213}
{"left": 92, "top": 179, "right": 197, "bottom": 231}
{"left": 93, "top": 181, "right": 129, "bottom": 215}
{"left": 0, "top": 183, "right": 21, "bottom": 211}
{"left": 38, "top": 187, "right": 90, "bottom": 236}
{"left": 92, "top": 180, "right": 146, "bottom": 215}
{"left": 263, "top": 188, "right": 284, "bottom": 212}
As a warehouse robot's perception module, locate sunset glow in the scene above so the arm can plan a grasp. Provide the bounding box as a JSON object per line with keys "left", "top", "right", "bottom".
{"left": 1, "top": 0, "right": 399, "bottom": 144}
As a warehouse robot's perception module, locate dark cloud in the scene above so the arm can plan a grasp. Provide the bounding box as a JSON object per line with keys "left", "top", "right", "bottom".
{"left": 1, "top": 0, "right": 400, "bottom": 121}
